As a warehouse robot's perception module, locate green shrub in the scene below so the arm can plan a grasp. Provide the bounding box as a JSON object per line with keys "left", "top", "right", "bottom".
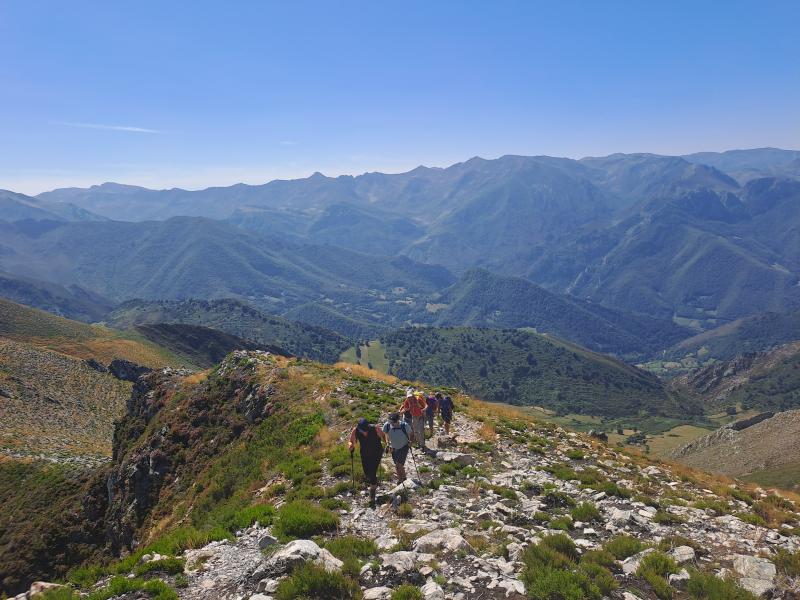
{"left": 590, "top": 481, "right": 632, "bottom": 498}
{"left": 773, "top": 548, "right": 800, "bottom": 577}
{"left": 275, "top": 562, "right": 362, "bottom": 600}
{"left": 391, "top": 584, "right": 423, "bottom": 600}
{"left": 541, "top": 533, "right": 580, "bottom": 562}
{"left": 686, "top": 568, "right": 757, "bottom": 600}
{"left": 737, "top": 512, "right": 767, "bottom": 526}
{"left": 216, "top": 503, "right": 275, "bottom": 532}
{"left": 549, "top": 516, "right": 573, "bottom": 531}
{"left": 397, "top": 503, "right": 413, "bottom": 518}
{"left": 543, "top": 490, "right": 577, "bottom": 508}
{"left": 653, "top": 510, "right": 687, "bottom": 525}
{"left": 39, "top": 589, "right": 78, "bottom": 600}
{"left": 692, "top": 499, "right": 730, "bottom": 515}
{"left": 604, "top": 535, "right": 644, "bottom": 559}
{"left": 728, "top": 488, "right": 754, "bottom": 505}
{"left": 273, "top": 500, "right": 339, "bottom": 540}
{"left": 567, "top": 450, "right": 585, "bottom": 460}
{"left": 320, "top": 497, "right": 348, "bottom": 511}
{"left": 571, "top": 502, "right": 601, "bottom": 522}
{"left": 324, "top": 536, "right": 378, "bottom": 562}
{"left": 637, "top": 552, "right": 678, "bottom": 600}
{"left": 134, "top": 557, "right": 186, "bottom": 577}
{"left": 579, "top": 562, "right": 618, "bottom": 595}
{"left": 523, "top": 564, "right": 601, "bottom": 600}
{"left": 67, "top": 564, "right": 105, "bottom": 588}
{"left": 83, "top": 576, "right": 178, "bottom": 600}
{"left": 580, "top": 549, "right": 617, "bottom": 570}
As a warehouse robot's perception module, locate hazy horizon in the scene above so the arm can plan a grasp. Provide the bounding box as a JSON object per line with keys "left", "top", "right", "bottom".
{"left": 2, "top": 1, "right": 798, "bottom": 195}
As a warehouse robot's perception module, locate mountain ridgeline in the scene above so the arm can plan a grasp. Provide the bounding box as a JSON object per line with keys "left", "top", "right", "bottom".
{"left": 13, "top": 149, "right": 800, "bottom": 329}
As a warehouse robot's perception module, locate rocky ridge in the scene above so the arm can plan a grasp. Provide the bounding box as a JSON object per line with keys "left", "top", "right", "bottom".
{"left": 11, "top": 352, "right": 800, "bottom": 600}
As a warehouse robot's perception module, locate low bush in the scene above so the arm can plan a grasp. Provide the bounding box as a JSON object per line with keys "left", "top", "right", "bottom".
{"left": 523, "top": 564, "right": 601, "bottom": 600}
{"left": 549, "top": 516, "right": 573, "bottom": 531}
{"left": 579, "top": 561, "right": 618, "bottom": 595}
{"left": 653, "top": 510, "right": 687, "bottom": 525}
{"left": 81, "top": 576, "right": 178, "bottom": 600}
{"left": 567, "top": 450, "right": 585, "bottom": 460}
{"left": 391, "top": 584, "right": 423, "bottom": 600}
{"left": 273, "top": 500, "right": 339, "bottom": 540}
{"left": 275, "top": 562, "right": 362, "bottom": 600}
{"left": 773, "top": 548, "right": 800, "bottom": 577}
{"left": 637, "top": 551, "right": 678, "bottom": 600}
{"left": 686, "top": 568, "right": 757, "bottom": 600}
{"left": 580, "top": 549, "right": 617, "bottom": 570}
{"left": 604, "top": 535, "right": 644, "bottom": 560}
{"left": 134, "top": 557, "right": 186, "bottom": 577}
{"left": 692, "top": 499, "right": 730, "bottom": 515}
{"left": 571, "top": 502, "right": 601, "bottom": 522}
{"left": 324, "top": 536, "right": 378, "bottom": 562}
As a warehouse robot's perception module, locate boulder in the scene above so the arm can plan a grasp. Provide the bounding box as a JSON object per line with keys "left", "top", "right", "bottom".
{"left": 669, "top": 546, "right": 696, "bottom": 564}
{"left": 414, "top": 528, "right": 474, "bottom": 554}
{"left": 363, "top": 587, "right": 393, "bottom": 600}
{"left": 732, "top": 555, "right": 776, "bottom": 596}
{"left": 421, "top": 580, "right": 446, "bottom": 600}
{"left": 30, "top": 582, "right": 66, "bottom": 595}
{"left": 375, "top": 532, "right": 400, "bottom": 550}
{"left": 258, "top": 534, "right": 278, "bottom": 550}
{"left": 381, "top": 551, "right": 417, "bottom": 573}
{"left": 622, "top": 548, "right": 655, "bottom": 575}
{"left": 264, "top": 539, "right": 343, "bottom": 575}
{"left": 669, "top": 569, "right": 691, "bottom": 589}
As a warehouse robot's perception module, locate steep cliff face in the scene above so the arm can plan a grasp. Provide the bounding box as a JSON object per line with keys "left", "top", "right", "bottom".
{"left": 104, "top": 356, "right": 280, "bottom": 552}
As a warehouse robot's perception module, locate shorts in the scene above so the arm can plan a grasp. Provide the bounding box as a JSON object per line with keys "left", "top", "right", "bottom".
{"left": 391, "top": 445, "right": 409, "bottom": 466}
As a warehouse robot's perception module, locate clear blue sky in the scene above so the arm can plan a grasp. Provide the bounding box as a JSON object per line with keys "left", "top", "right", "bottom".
{"left": 1, "top": 1, "right": 798, "bottom": 194}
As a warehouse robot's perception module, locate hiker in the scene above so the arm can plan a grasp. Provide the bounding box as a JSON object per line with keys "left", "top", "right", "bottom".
{"left": 438, "top": 394, "right": 454, "bottom": 435}
{"left": 399, "top": 389, "right": 428, "bottom": 451}
{"left": 382, "top": 412, "right": 412, "bottom": 483}
{"left": 348, "top": 417, "right": 387, "bottom": 506}
{"left": 425, "top": 392, "right": 439, "bottom": 436}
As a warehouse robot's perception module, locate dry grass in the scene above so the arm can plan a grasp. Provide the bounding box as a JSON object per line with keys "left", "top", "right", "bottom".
{"left": 333, "top": 362, "right": 398, "bottom": 384}
{"left": 182, "top": 371, "right": 210, "bottom": 387}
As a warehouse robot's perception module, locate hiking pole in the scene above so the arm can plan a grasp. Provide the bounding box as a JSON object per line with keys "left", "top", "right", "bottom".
{"left": 350, "top": 451, "right": 356, "bottom": 495}
{"left": 408, "top": 443, "right": 425, "bottom": 487}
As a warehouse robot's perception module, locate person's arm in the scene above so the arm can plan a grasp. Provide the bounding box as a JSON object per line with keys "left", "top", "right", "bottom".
{"left": 348, "top": 427, "right": 357, "bottom": 452}
{"left": 376, "top": 426, "right": 387, "bottom": 443}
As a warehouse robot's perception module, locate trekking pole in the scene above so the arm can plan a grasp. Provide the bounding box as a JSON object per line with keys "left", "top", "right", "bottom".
{"left": 350, "top": 451, "right": 356, "bottom": 495}
{"left": 408, "top": 443, "right": 426, "bottom": 487}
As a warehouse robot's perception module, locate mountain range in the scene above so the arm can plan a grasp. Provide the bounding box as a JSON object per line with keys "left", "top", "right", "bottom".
{"left": 11, "top": 148, "right": 800, "bottom": 331}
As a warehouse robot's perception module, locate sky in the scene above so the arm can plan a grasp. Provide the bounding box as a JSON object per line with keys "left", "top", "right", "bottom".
{"left": 1, "top": 1, "right": 798, "bottom": 195}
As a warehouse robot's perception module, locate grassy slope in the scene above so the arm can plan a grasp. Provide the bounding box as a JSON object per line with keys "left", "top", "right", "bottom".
{"left": 670, "top": 307, "right": 800, "bottom": 361}
{"left": 106, "top": 298, "right": 351, "bottom": 363}
{"left": 0, "top": 339, "right": 131, "bottom": 457}
{"left": 0, "top": 298, "right": 182, "bottom": 368}
{"left": 376, "top": 327, "right": 702, "bottom": 427}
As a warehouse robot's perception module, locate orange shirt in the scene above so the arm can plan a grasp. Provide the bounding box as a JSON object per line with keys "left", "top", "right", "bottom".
{"left": 401, "top": 394, "right": 427, "bottom": 418}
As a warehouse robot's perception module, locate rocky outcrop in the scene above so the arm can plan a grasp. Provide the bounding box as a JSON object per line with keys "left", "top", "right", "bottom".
{"left": 108, "top": 358, "right": 152, "bottom": 382}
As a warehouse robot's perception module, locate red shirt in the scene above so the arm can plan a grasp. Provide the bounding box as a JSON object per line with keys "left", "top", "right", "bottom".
{"left": 401, "top": 394, "right": 427, "bottom": 418}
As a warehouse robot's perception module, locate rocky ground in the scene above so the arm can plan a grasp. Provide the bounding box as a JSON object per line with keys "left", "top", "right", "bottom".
{"left": 13, "top": 357, "right": 800, "bottom": 600}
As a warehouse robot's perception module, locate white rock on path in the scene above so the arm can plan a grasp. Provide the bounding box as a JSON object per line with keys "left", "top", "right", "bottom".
{"left": 421, "top": 579, "right": 446, "bottom": 599}
{"left": 669, "top": 545, "right": 696, "bottom": 564}
{"left": 380, "top": 551, "right": 417, "bottom": 573}
{"left": 363, "top": 587, "right": 393, "bottom": 600}
{"left": 263, "top": 539, "right": 343, "bottom": 575}
{"left": 414, "top": 528, "right": 474, "bottom": 554}
{"left": 732, "top": 554, "right": 776, "bottom": 596}
{"left": 622, "top": 548, "right": 655, "bottom": 575}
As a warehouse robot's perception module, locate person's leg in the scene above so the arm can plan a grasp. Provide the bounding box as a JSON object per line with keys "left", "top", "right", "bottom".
{"left": 414, "top": 416, "right": 426, "bottom": 448}
{"left": 444, "top": 415, "right": 451, "bottom": 435}
{"left": 393, "top": 446, "right": 409, "bottom": 481}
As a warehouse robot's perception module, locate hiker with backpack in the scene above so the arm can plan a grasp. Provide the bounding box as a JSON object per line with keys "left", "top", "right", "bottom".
{"left": 425, "top": 392, "right": 439, "bottom": 436}
{"left": 382, "top": 412, "right": 412, "bottom": 483}
{"left": 348, "top": 417, "right": 387, "bottom": 507}
{"left": 438, "top": 394, "right": 454, "bottom": 435}
{"left": 399, "top": 389, "right": 428, "bottom": 451}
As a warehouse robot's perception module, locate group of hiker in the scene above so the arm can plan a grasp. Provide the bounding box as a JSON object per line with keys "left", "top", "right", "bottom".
{"left": 348, "top": 388, "right": 455, "bottom": 506}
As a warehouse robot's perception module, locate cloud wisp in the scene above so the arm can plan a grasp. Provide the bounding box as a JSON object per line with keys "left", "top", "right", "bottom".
{"left": 54, "top": 121, "right": 161, "bottom": 134}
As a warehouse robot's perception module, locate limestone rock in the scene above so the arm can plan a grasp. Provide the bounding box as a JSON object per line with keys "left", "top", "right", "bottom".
{"left": 414, "top": 528, "right": 474, "bottom": 554}
{"left": 263, "top": 539, "right": 343, "bottom": 575}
